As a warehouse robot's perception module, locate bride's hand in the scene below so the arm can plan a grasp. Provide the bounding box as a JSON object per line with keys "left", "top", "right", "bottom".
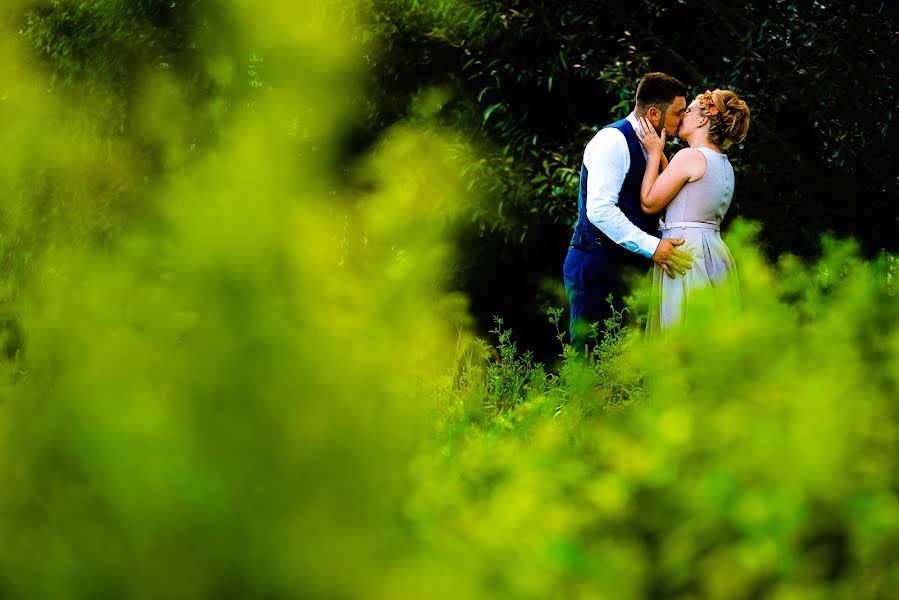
{"left": 636, "top": 117, "right": 665, "bottom": 156}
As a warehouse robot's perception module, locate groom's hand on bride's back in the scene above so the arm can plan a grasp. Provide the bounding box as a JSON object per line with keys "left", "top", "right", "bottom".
{"left": 652, "top": 239, "right": 693, "bottom": 279}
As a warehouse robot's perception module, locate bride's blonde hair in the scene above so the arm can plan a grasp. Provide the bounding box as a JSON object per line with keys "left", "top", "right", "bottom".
{"left": 698, "top": 89, "right": 750, "bottom": 149}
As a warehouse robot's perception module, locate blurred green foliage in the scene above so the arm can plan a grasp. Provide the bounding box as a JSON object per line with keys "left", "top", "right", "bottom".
{"left": 425, "top": 225, "right": 899, "bottom": 598}
{"left": 0, "top": 1, "right": 898, "bottom": 598}
{"left": 1, "top": 0, "right": 467, "bottom": 596}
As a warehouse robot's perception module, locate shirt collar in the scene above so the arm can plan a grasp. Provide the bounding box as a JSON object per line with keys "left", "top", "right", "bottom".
{"left": 625, "top": 113, "right": 648, "bottom": 158}
{"left": 626, "top": 112, "right": 641, "bottom": 130}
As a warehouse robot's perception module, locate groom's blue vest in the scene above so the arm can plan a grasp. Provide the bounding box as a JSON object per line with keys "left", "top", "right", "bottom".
{"left": 569, "top": 118, "right": 659, "bottom": 252}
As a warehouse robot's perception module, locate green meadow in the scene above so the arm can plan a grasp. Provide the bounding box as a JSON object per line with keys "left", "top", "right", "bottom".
{"left": 0, "top": 1, "right": 897, "bottom": 598}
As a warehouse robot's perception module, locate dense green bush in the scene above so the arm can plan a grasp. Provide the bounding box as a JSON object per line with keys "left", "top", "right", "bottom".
{"left": 359, "top": 0, "right": 898, "bottom": 253}
{"left": 421, "top": 226, "right": 899, "bottom": 598}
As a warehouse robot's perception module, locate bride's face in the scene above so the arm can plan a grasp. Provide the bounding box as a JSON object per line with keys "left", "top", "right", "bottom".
{"left": 679, "top": 100, "right": 706, "bottom": 139}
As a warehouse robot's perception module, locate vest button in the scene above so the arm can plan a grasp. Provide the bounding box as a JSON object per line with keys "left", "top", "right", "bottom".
{"left": 594, "top": 237, "right": 603, "bottom": 245}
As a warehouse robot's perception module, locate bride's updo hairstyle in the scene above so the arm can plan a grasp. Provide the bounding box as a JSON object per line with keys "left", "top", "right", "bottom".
{"left": 697, "top": 89, "right": 750, "bottom": 149}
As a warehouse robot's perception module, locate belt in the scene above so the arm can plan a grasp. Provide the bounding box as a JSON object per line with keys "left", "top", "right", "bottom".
{"left": 661, "top": 221, "right": 720, "bottom": 231}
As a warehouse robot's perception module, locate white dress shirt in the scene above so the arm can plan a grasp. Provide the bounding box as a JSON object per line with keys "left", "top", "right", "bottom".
{"left": 583, "top": 112, "right": 661, "bottom": 258}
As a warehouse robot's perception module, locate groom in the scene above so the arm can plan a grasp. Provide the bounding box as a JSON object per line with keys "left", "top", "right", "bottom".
{"left": 564, "top": 72, "right": 693, "bottom": 353}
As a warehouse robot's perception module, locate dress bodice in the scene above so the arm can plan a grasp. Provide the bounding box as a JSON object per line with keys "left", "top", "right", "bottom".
{"left": 663, "top": 147, "right": 735, "bottom": 225}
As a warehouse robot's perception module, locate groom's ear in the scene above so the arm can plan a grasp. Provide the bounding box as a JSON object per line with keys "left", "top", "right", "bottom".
{"left": 646, "top": 106, "right": 661, "bottom": 125}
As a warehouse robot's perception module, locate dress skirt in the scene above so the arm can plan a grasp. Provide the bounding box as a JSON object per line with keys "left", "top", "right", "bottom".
{"left": 645, "top": 226, "right": 739, "bottom": 336}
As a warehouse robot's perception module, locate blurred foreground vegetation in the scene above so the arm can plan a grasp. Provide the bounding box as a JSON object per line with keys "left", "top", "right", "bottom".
{"left": 0, "top": 1, "right": 898, "bottom": 598}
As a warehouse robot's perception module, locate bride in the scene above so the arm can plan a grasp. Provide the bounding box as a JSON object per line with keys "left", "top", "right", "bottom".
{"left": 635, "top": 89, "right": 750, "bottom": 333}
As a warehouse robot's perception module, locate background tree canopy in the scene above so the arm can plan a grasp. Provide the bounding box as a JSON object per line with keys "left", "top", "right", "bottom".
{"left": 355, "top": 0, "right": 898, "bottom": 361}
{"left": 12, "top": 0, "right": 897, "bottom": 361}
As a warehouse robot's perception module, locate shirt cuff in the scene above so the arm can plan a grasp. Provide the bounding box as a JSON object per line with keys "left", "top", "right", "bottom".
{"left": 638, "top": 233, "right": 661, "bottom": 259}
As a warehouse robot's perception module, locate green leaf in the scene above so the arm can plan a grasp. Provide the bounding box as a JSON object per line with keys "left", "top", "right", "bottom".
{"left": 483, "top": 102, "right": 505, "bottom": 124}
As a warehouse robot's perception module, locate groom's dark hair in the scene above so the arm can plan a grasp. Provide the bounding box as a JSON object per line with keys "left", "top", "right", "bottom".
{"left": 635, "top": 72, "right": 687, "bottom": 117}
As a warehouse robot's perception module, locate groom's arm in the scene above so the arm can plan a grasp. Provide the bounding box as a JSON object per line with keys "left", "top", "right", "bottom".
{"left": 586, "top": 131, "right": 692, "bottom": 278}
{"left": 584, "top": 130, "right": 661, "bottom": 258}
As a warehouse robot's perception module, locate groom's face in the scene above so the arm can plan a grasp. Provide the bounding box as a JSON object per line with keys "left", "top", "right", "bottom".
{"left": 661, "top": 96, "right": 687, "bottom": 138}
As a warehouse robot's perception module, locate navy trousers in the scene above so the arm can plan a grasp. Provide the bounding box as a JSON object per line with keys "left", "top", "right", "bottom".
{"left": 563, "top": 242, "right": 646, "bottom": 354}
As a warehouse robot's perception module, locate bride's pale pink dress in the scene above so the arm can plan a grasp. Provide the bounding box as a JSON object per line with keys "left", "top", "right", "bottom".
{"left": 646, "top": 147, "right": 740, "bottom": 335}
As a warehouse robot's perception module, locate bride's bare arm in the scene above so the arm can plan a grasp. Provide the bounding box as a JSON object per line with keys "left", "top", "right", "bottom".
{"left": 635, "top": 117, "right": 701, "bottom": 214}
{"left": 641, "top": 149, "right": 702, "bottom": 213}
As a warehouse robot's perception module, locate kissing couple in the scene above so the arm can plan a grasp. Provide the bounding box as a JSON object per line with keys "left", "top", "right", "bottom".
{"left": 563, "top": 72, "right": 751, "bottom": 353}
